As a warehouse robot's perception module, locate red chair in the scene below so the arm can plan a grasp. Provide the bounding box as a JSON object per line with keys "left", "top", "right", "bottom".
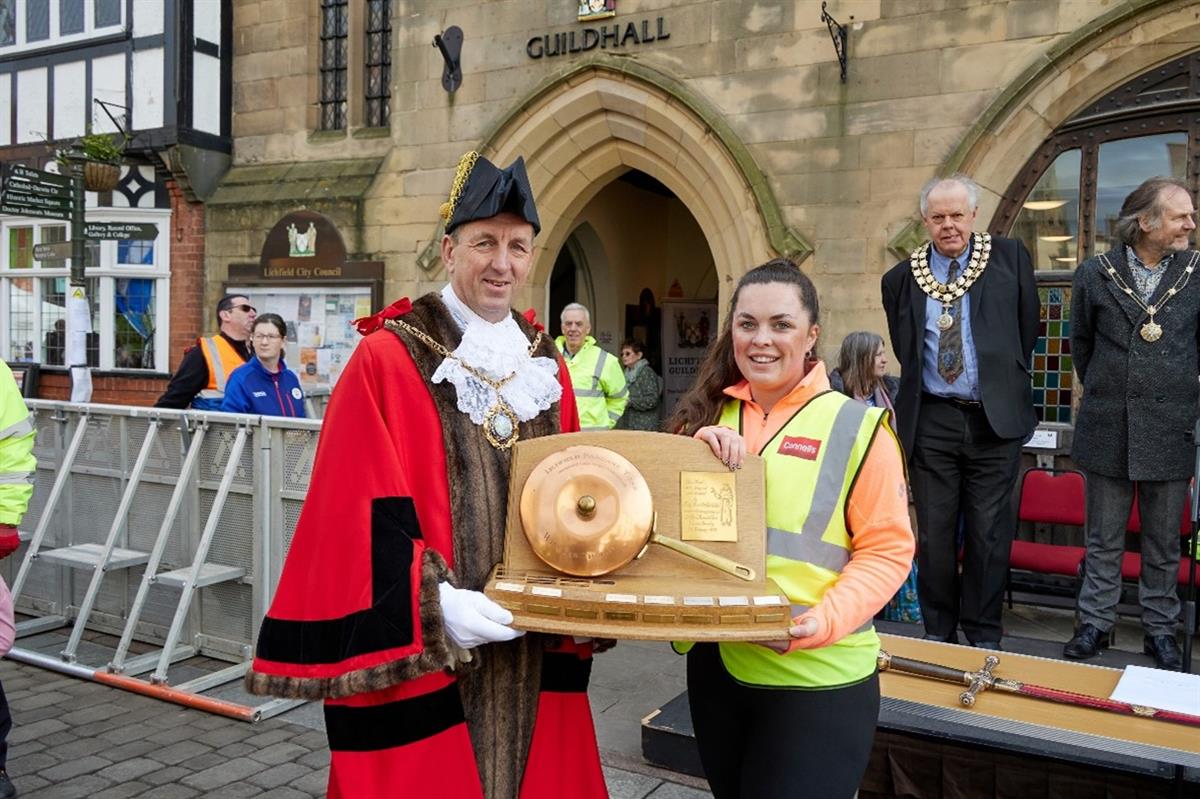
{"left": 1119, "top": 489, "right": 1197, "bottom": 588}
{"left": 1007, "top": 468, "right": 1088, "bottom": 607}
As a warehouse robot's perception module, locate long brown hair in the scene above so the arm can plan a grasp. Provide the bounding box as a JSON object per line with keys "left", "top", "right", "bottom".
{"left": 667, "top": 258, "right": 819, "bottom": 435}
{"left": 837, "top": 331, "right": 885, "bottom": 399}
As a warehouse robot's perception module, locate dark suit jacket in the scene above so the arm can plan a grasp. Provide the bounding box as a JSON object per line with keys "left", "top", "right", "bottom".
{"left": 880, "top": 235, "right": 1040, "bottom": 454}
{"left": 1070, "top": 247, "right": 1200, "bottom": 481}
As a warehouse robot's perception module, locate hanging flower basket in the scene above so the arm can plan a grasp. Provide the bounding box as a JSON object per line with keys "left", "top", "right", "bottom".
{"left": 83, "top": 160, "right": 121, "bottom": 192}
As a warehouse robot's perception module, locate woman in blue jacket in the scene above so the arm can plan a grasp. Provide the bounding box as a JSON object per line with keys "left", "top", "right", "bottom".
{"left": 222, "top": 313, "right": 306, "bottom": 417}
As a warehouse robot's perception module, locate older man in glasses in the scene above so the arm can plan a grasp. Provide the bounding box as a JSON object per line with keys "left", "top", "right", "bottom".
{"left": 155, "top": 293, "right": 256, "bottom": 409}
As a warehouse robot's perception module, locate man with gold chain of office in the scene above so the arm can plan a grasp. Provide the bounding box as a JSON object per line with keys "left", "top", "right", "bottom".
{"left": 1065, "top": 176, "right": 1200, "bottom": 672}
{"left": 881, "top": 175, "right": 1039, "bottom": 650}
{"left": 246, "top": 152, "right": 606, "bottom": 799}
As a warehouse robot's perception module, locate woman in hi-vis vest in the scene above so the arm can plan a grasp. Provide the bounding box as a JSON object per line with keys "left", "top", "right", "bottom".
{"left": 668, "top": 260, "right": 915, "bottom": 798}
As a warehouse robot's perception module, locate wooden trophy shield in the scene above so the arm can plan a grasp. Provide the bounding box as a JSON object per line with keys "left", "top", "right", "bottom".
{"left": 484, "top": 431, "right": 792, "bottom": 641}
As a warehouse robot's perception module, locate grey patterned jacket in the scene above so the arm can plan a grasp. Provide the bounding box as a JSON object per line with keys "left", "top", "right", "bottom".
{"left": 1070, "top": 246, "right": 1200, "bottom": 481}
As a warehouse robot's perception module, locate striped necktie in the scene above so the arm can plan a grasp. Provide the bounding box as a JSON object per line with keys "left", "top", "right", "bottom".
{"left": 937, "top": 259, "right": 964, "bottom": 384}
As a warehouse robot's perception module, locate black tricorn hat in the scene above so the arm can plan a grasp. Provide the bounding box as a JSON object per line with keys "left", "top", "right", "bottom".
{"left": 440, "top": 152, "right": 541, "bottom": 235}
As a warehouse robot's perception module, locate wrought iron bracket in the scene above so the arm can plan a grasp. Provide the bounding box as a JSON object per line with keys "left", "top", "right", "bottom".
{"left": 433, "top": 26, "right": 464, "bottom": 93}
{"left": 94, "top": 99, "right": 129, "bottom": 136}
{"left": 820, "top": 2, "right": 849, "bottom": 84}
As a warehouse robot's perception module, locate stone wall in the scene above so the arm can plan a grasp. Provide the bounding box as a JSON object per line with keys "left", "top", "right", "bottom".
{"left": 223, "top": 0, "right": 1197, "bottom": 352}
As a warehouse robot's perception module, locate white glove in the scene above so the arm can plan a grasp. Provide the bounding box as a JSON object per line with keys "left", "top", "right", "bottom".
{"left": 438, "top": 582, "right": 524, "bottom": 650}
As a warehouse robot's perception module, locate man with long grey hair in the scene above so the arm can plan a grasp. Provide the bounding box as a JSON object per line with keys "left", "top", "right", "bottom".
{"left": 1065, "top": 175, "right": 1198, "bottom": 671}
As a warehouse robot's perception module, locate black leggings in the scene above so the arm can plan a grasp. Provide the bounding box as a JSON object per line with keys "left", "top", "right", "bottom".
{"left": 686, "top": 643, "right": 879, "bottom": 799}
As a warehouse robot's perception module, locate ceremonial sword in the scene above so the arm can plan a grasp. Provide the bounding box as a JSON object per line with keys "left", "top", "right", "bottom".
{"left": 877, "top": 650, "right": 1200, "bottom": 728}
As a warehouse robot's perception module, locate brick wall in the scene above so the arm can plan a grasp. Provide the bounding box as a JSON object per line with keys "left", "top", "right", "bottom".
{"left": 32, "top": 177, "right": 205, "bottom": 408}
{"left": 38, "top": 372, "right": 168, "bottom": 406}
{"left": 167, "top": 179, "right": 206, "bottom": 373}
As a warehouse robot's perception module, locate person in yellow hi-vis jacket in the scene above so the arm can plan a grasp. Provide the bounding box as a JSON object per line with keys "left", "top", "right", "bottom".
{"left": 668, "top": 260, "right": 915, "bottom": 799}
{"left": 557, "top": 303, "right": 627, "bottom": 430}
{"left": 0, "top": 361, "right": 35, "bottom": 799}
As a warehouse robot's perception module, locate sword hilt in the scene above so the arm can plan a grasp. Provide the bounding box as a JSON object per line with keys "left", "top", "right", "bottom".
{"left": 959, "top": 655, "right": 998, "bottom": 707}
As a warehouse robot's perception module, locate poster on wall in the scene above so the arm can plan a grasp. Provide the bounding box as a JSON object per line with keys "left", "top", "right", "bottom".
{"left": 228, "top": 285, "right": 372, "bottom": 389}
{"left": 660, "top": 299, "right": 718, "bottom": 417}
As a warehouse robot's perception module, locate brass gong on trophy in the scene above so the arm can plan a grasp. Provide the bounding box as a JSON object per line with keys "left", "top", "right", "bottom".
{"left": 520, "top": 446, "right": 757, "bottom": 581}
{"left": 484, "top": 431, "right": 792, "bottom": 641}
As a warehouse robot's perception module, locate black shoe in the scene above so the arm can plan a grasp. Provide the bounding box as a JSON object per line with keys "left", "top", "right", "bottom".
{"left": 1143, "top": 634, "right": 1183, "bottom": 671}
{"left": 0, "top": 768, "right": 17, "bottom": 799}
{"left": 1063, "top": 623, "right": 1109, "bottom": 660}
{"left": 973, "top": 640, "right": 1002, "bottom": 651}
{"left": 923, "top": 633, "right": 958, "bottom": 644}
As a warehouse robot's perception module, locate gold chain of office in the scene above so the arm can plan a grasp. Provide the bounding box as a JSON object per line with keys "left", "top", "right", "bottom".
{"left": 384, "top": 317, "right": 543, "bottom": 450}
{"left": 1097, "top": 250, "right": 1199, "bottom": 343}
{"left": 909, "top": 232, "right": 993, "bottom": 331}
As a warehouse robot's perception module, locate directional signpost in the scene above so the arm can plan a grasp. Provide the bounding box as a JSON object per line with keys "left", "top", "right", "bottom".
{"left": 0, "top": 164, "right": 72, "bottom": 221}
{"left": 83, "top": 221, "right": 158, "bottom": 240}
{"left": 0, "top": 156, "right": 149, "bottom": 403}
{"left": 32, "top": 241, "right": 73, "bottom": 261}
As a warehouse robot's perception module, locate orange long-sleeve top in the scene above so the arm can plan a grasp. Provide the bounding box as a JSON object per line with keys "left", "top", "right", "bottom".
{"left": 714, "top": 361, "right": 915, "bottom": 652}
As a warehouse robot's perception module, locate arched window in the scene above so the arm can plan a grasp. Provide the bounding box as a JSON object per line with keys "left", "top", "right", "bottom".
{"left": 992, "top": 51, "right": 1200, "bottom": 425}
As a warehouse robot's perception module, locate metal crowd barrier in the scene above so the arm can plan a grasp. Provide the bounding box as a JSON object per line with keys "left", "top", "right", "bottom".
{"left": 4, "top": 401, "right": 321, "bottom": 721}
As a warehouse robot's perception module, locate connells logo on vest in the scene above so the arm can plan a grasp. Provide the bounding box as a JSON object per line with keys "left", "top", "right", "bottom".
{"left": 779, "top": 436, "right": 821, "bottom": 461}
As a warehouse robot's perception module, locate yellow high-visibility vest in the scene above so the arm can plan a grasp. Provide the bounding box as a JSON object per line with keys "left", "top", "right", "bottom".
{"left": 716, "top": 391, "right": 886, "bottom": 688}
{"left": 0, "top": 361, "right": 35, "bottom": 526}
{"left": 556, "top": 336, "right": 627, "bottom": 430}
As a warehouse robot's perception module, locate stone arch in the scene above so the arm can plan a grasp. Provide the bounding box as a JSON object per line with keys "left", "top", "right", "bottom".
{"left": 556, "top": 222, "right": 608, "bottom": 323}
{"left": 478, "top": 59, "right": 810, "bottom": 313}
{"left": 887, "top": 0, "right": 1200, "bottom": 257}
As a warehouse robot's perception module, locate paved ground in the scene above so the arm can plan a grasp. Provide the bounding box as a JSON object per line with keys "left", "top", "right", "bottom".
{"left": 2, "top": 600, "right": 1195, "bottom": 798}
{"left": 0, "top": 634, "right": 709, "bottom": 799}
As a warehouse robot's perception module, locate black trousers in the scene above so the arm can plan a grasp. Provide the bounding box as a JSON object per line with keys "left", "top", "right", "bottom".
{"left": 686, "top": 643, "right": 879, "bottom": 799}
{"left": 910, "top": 397, "right": 1023, "bottom": 644}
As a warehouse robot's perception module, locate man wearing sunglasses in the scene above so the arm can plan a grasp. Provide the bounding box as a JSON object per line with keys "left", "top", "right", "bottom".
{"left": 155, "top": 294, "right": 255, "bottom": 409}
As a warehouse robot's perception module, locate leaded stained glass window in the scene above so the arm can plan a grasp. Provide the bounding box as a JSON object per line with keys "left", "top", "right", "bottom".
{"left": 1032, "top": 287, "right": 1073, "bottom": 424}
{"left": 319, "top": 0, "right": 348, "bottom": 131}
{"left": 994, "top": 50, "right": 1200, "bottom": 429}
{"left": 365, "top": 0, "right": 391, "bottom": 128}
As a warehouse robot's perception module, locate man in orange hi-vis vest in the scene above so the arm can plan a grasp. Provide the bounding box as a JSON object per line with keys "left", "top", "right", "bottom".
{"left": 155, "top": 294, "right": 255, "bottom": 410}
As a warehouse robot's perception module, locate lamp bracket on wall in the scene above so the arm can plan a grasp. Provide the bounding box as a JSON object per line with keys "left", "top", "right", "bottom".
{"left": 820, "top": 2, "right": 849, "bottom": 84}
{"left": 433, "top": 26, "right": 464, "bottom": 93}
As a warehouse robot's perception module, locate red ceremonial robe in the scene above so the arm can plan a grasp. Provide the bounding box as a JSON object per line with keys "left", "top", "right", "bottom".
{"left": 246, "top": 296, "right": 606, "bottom": 799}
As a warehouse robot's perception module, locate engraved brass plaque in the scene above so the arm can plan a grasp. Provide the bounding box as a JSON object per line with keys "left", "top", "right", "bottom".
{"left": 680, "top": 470, "right": 738, "bottom": 542}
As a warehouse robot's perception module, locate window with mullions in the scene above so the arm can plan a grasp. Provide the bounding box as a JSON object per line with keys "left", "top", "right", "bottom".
{"left": 364, "top": 0, "right": 391, "bottom": 128}
{"left": 114, "top": 278, "right": 155, "bottom": 369}
{"left": 59, "top": 0, "right": 83, "bottom": 35}
{"left": 993, "top": 49, "right": 1200, "bottom": 426}
{"left": 0, "top": 0, "right": 122, "bottom": 52}
{"left": 319, "top": 0, "right": 349, "bottom": 131}
{"left": 94, "top": 0, "right": 120, "bottom": 28}
{"left": 26, "top": 0, "right": 48, "bottom": 42}
{"left": 0, "top": 217, "right": 167, "bottom": 370}
{"left": 0, "top": 0, "right": 14, "bottom": 46}
{"left": 39, "top": 276, "right": 100, "bottom": 367}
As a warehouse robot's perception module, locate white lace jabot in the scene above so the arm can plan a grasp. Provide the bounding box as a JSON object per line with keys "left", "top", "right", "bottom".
{"left": 432, "top": 285, "right": 561, "bottom": 425}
